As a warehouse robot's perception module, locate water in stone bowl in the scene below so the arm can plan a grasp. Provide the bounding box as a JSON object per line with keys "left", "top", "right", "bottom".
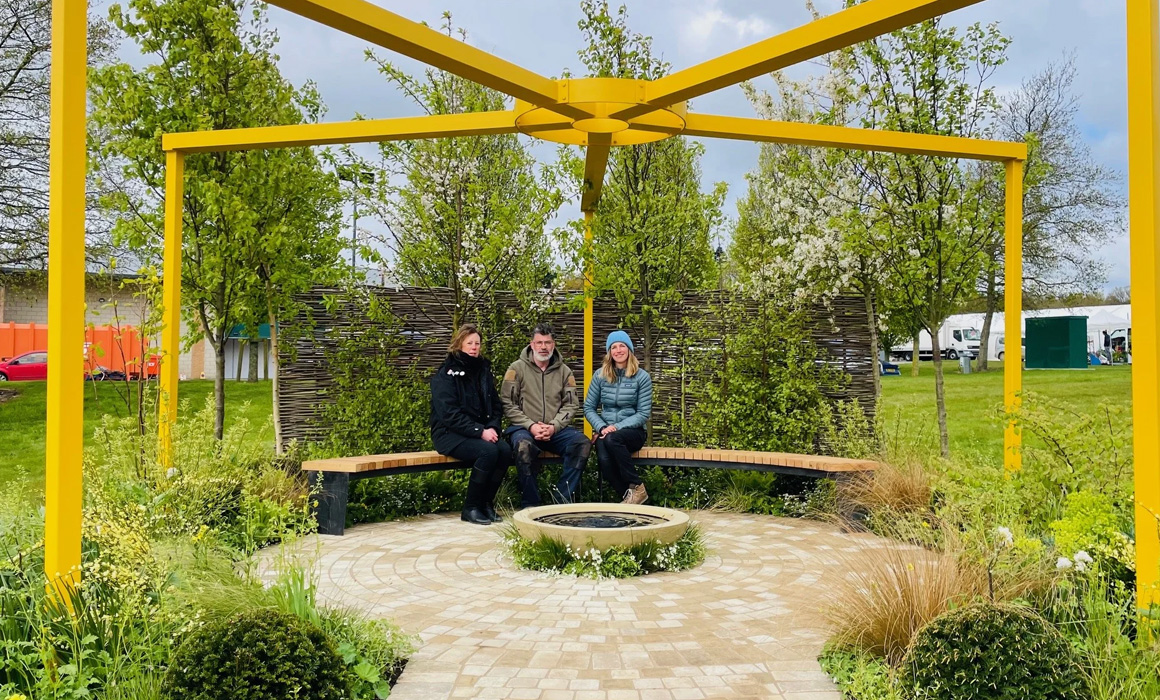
{"left": 512, "top": 503, "right": 690, "bottom": 551}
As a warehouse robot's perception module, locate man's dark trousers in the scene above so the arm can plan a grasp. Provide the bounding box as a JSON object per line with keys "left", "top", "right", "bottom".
{"left": 504, "top": 426, "right": 590, "bottom": 507}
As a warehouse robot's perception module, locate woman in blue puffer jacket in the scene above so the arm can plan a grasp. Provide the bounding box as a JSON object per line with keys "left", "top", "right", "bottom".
{"left": 584, "top": 330, "right": 653, "bottom": 504}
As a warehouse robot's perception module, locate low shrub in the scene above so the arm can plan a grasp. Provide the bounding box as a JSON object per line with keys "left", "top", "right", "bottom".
{"left": 899, "top": 602, "right": 1089, "bottom": 700}
{"left": 162, "top": 609, "right": 348, "bottom": 700}
{"left": 1049, "top": 490, "right": 1135, "bottom": 588}
{"left": 819, "top": 645, "right": 899, "bottom": 700}
{"left": 503, "top": 524, "right": 706, "bottom": 579}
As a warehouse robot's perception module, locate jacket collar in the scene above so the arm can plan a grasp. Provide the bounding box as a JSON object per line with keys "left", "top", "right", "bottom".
{"left": 520, "top": 345, "right": 561, "bottom": 371}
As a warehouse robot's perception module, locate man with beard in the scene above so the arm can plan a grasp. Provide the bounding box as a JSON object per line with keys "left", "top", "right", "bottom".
{"left": 501, "top": 322, "right": 591, "bottom": 507}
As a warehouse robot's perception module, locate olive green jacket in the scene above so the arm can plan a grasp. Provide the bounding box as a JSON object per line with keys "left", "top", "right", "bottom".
{"left": 501, "top": 346, "right": 579, "bottom": 431}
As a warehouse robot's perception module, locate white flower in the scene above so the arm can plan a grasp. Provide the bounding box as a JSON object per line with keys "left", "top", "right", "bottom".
{"left": 166, "top": 467, "right": 178, "bottom": 479}
{"left": 1056, "top": 556, "right": 1073, "bottom": 570}
{"left": 1073, "top": 551, "right": 1093, "bottom": 572}
{"left": 996, "top": 527, "right": 1014, "bottom": 548}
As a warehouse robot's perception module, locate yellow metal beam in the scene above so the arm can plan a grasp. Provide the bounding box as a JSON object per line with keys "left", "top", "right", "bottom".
{"left": 159, "top": 151, "right": 185, "bottom": 469}
{"left": 263, "top": 0, "right": 590, "bottom": 121}
{"left": 1127, "top": 0, "right": 1160, "bottom": 618}
{"left": 680, "top": 113, "right": 1027, "bottom": 161}
{"left": 164, "top": 111, "right": 522, "bottom": 154}
{"left": 44, "top": 0, "right": 88, "bottom": 592}
{"left": 616, "top": 0, "right": 985, "bottom": 120}
{"left": 1003, "top": 160, "right": 1023, "bottom": 474}
{"left": 583, "top": 210, "right": 595, "bottom": 439}
{"left": 581, "top": 138, "right": 612, "bottom": 213}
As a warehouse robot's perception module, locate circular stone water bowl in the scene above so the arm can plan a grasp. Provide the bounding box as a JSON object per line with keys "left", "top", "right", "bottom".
{"left": 512, "top": 503, "right": 690, "bottom": 552}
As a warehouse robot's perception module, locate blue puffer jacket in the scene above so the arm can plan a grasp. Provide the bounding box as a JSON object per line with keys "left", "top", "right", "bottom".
{"left": 583, "top": 368, "right": 653, "bottom": 431}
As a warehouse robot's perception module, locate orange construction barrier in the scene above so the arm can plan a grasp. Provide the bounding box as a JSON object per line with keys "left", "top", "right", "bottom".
{"left": 0, "top": 323, "right": 159, "bottom": 378}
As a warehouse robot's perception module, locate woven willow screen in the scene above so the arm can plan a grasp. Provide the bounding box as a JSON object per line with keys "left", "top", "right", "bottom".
{"left": 278, "top": 286, "right": 877, "bottom": 449}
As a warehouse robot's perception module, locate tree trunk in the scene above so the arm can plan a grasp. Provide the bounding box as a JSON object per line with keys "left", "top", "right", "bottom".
{"left": 911, "top": 337, "right": 921, "bottom": 376}
{"left": 235, "top": 340, "right": 243, "bottom": 382}
{"left": 930, "top": 325, "right": 950, "bottom": 458}
{"left": 642, "top": 312, "right": 654, "bottom": 444}
{"left": 247, "top": 337, "right": 259, "bottom": 382}
{"left": 864, "top": 286, "right": 881, "bottom": 399}
{"left": 978, "top": 268, "right": 998, "bottom": 372}
{"left": 214, "top": 340, "right": 226, "bottom": 440}
{"left": 269, "top": 306, "right": 283, "bottom": 455}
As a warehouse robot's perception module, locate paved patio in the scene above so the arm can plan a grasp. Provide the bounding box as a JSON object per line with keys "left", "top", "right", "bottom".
{"left": 303, "top": 510, "right": 878, "bottom": 700}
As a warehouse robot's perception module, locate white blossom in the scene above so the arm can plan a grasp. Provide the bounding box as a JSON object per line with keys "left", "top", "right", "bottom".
{"left": 1056, "top": 556, "right": 1073, "bottom": 570}
{"left": 995, "top": 526, "right": 1014, "bottom": 548}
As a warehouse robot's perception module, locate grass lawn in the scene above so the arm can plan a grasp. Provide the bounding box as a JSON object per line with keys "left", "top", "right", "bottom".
{"left": 0, "top": 362, "right": 1133, "bottom": 494}
{"left": 0, "top": 380, "right": 274, "bottom": 492}
{"left": 877, "top": 361, "right": 1132, "bottom": 460}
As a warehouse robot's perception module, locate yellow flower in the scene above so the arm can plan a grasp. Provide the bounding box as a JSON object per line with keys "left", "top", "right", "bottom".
{"left": 9, "top": 693, "right": 30, "bottom": 700}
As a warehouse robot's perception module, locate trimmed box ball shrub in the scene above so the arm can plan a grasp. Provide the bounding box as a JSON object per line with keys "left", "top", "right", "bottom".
{"left": 163, "top": 609, "right": 348, "bottom": 700}
{"left": 899, "top": 602, "right": 1089, "bottom": 700}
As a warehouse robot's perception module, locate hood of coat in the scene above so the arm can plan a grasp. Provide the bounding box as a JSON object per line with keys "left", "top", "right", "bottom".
{"left": 519, "top": 344, "right": 562, "bottom": 371}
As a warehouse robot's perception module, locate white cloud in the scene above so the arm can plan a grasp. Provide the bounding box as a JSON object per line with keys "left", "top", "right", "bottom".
{"left": 679, "top": 0, "right": 774, "bottom": 54}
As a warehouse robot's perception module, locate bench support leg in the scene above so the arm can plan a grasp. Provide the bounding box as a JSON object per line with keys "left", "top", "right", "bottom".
{"left": 313, "top": 471, "right": 349, "bottom": 536}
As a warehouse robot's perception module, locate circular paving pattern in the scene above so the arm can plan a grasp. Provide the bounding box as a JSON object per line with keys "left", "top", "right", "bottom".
{"left": 292, "top": 511, "right": 885, "bottom": 700}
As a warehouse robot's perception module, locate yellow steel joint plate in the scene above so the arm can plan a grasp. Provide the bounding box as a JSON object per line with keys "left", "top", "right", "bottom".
{"left": 515, "top": 78, "right": 687, "bottom": 146}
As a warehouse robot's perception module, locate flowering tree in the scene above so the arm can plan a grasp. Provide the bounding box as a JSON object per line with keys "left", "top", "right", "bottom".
{"left": 362, "top": 13, "right": 567, "bottom": 329}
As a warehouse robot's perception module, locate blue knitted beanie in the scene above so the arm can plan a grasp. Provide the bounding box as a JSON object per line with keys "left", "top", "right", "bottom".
{"left": 605, "top": 330, "right": 635, "bottom": 353}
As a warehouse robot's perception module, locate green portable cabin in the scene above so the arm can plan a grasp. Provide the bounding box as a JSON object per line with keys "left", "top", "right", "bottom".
{"left": 1025, "top": 316, "right": 1088, "bottom": 369}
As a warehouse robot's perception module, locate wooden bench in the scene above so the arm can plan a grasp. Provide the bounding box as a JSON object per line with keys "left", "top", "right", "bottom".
{"left": 302, "top": 448, "right": 878, "bottom": 535}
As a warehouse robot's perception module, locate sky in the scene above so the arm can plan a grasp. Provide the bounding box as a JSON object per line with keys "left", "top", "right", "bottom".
{"left": 114, "top": 0, "right": 1132, "bottom": 290}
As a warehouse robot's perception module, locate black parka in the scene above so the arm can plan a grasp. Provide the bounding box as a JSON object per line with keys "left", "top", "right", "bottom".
{"left": 429, "top": 352, "right": 503, "bottom": 454}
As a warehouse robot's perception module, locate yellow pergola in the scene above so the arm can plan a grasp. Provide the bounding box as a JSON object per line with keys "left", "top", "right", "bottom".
{"left": 41, "top": 0, "right": 1154, "bottom": 615}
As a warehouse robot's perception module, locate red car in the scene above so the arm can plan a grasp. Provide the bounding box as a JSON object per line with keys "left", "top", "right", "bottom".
{"left": 0, "top": 351, "right": 48, "bottom": 381}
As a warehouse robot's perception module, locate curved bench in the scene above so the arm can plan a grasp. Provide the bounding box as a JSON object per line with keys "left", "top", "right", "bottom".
{"left": 302, "top": 448, "right": 878, "bottom": 535}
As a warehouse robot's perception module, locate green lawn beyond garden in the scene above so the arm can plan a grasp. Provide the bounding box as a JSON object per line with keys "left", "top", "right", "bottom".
{"left": 0, "top": 363, "right": 1133, "bottom": 491}
{"left": 0, "top": 380, "right": 275, "bottom": 492}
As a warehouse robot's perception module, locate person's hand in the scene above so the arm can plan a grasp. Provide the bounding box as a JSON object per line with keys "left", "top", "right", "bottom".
{"left": 600, "top": 425, "right": 617, "bottom": 437}
{"left": 531, "top": 423, "right": 549, "bottom": 440}
{"left": 539, "top": 423, "right": 556, "bottom": 439}
{"left": 482, "top": 428, "right": 499, "bottom": 443}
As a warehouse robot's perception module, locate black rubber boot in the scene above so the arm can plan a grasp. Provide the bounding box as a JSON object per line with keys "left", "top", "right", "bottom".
{"left": 484, "top": 504, "right": 502, "bottom": 522}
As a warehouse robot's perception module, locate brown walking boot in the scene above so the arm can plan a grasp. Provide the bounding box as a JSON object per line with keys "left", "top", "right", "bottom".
{"left": 621, "top": 483, "right": 648, "bottom": 505}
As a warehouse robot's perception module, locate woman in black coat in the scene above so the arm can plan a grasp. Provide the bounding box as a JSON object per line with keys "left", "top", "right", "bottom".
{"left": 430, "top": 323, "right": 512, "bottom": 525}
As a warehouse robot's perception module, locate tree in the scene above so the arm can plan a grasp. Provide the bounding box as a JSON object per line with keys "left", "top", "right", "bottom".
{"left": 849, "top": 15, "right": 1010, "bottom": 457}
{"left": 571, "top": 1, "right": 726, "bottom": 382}
{"left": 0, "top": 0, "right": 114, "bottom": 268}
{"left": 736, "top": 44, "right": 887, "bottom": 396}
{"left": 90, "top": 0, "right": 345, "bottom": 440}
{"left": 974, "top": 56, "right": 1122, "bottom": 371}
{"left": 362, "top": 13, "right": 566, "bottom": 330}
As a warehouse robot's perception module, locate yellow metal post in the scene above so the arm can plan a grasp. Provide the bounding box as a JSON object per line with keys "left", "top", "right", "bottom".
{"left": 159, "top": 151, "right": 185, "bottom": 468}
{"left": 44, "top": 0, "right": 88, "bottom": 590}
{"left": 1003, "top": 159, "right": 1023, "bottom": 474}
{"left": 1127, "top": 0, "right": 1160, "bottom": 617}
{"left": 583, "top": 210, "right": 594, "bottom": 438}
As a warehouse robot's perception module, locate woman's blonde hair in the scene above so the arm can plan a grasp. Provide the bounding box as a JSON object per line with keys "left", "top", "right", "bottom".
{"left": 447, "top": 323, "right": 482, "bottom": 354}
{"left": 601, "top": 347, "right": 639, "bottom": 383}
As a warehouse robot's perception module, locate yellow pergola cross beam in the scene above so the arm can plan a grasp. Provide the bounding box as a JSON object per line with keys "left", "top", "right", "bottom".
{"left": 48, "top": 0, "right": 1154, "bottom": 620}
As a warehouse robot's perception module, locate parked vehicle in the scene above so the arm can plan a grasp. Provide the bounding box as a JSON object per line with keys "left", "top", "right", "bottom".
{"left": 996, "top": 334, "right": 1026, "bottom": 361}
{"left": 890, "top": 326, "right": 981, "bottom": 361}
{"left": 85, "top": 365, "right": 128, "bottom": 382}
{"left": 0, "top": 351, "right": 48, "bottom": 381}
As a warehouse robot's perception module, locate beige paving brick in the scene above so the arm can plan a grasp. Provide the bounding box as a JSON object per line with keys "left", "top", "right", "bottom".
{"left": 280, "top": 512, "right": 870, "bottom": 700}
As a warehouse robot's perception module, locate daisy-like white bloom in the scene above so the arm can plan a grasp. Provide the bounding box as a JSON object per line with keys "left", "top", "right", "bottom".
{"left": 1073, "top": 550, "right": 1093, "bottom": 572}
{"left": 1056, "top": 556, "right": 1073, "bottom": 570}
{"left": 996, "top": 526, "right": 1014, "bottom": 548}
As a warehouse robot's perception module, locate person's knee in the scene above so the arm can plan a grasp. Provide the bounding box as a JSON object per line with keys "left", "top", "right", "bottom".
{"left": 477, "top": 442, "right": 501, "bottom": 466}
{"left": 566, "top": 439, "right": 591, "bottom": 461}
{"left": 606, "top": 429, "right": 628, "bottom": 446}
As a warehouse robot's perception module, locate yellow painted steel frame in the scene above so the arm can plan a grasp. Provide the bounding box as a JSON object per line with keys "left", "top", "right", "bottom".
{"left": 1127, "top": 0, "right": 1160, "bottom": 618}
{"left": 44, "top": 0, "right": 87, "bottom": 598}
{"left": 47, "top": 0, "right": 1052, "bottom": 598}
